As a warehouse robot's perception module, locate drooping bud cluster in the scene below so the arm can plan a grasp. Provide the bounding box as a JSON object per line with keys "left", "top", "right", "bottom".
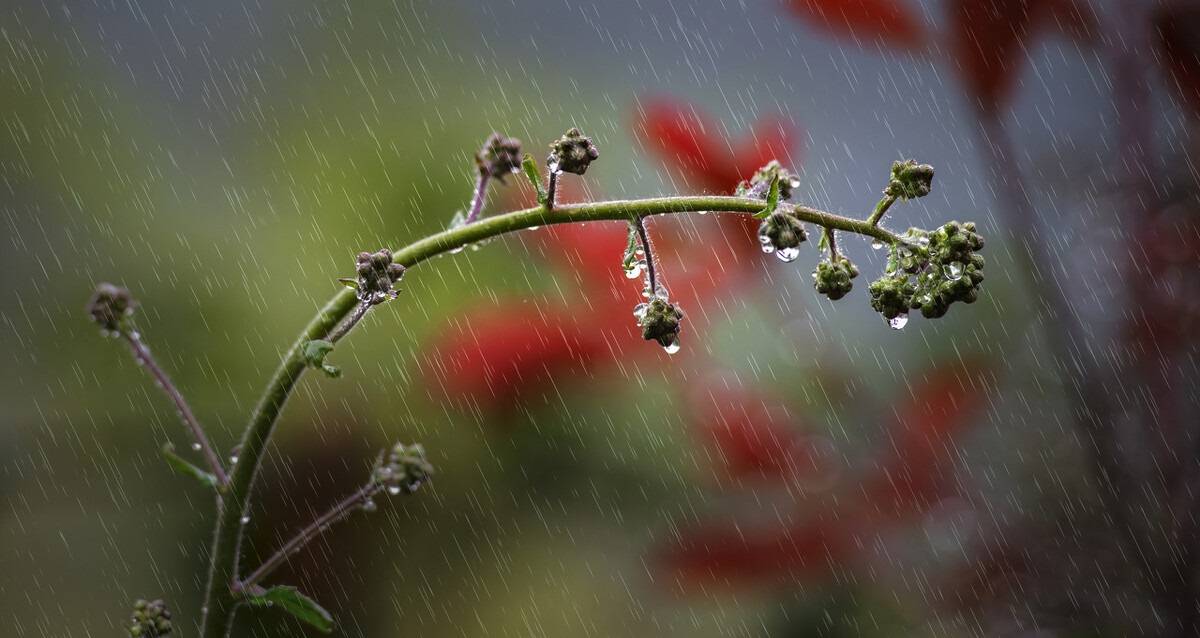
{"left": 884, "top": 159, "right": 935, "bottom": 200}
{"left": 354, "top": 249, "right": 406, "bottom": 304}
{"left": 87, "top": 283, "right": 137, "bottom": 335}
{"left": 635, "top": 296, "right": 684, "bottom": 353}
{"left": 813, "top": 256, "right": 859, "bottom": 300}
{"left": 372, "top": 442, "right": 434, "bottom": 496}
{"left": 736, "top": 160, "right": 800, "bottom": 202}
{"left": 476, "top": 133, "right": 523, "bottom": 180}
{"left": 757, "top": 211, "right": 808, "bottom": 263}
{"left": 128, "top": 599, "right": 172, "bottom": 637}
{"left": 868, "top": 221, "right": 985, "bottom": 324}
{"left": 548, "top": 127, "right": 599, "bottom": 175}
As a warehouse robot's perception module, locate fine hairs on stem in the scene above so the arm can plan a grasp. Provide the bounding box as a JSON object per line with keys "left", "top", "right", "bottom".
{"left": 93, "top": 127, "right": 985, "bottom": 637}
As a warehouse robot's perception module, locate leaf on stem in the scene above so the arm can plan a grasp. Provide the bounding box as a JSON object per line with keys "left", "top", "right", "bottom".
{"left": 336, "top": 277, "right": 359, "bottom": 290}
{"left": 752, "top": 173, "right": 782, "bottom": 220}
{"left": 302, "top": 339, "right": 341, "bottom": 379}
{"left": 521, "top": 153, "right": 548, "bottom": 205}
{"left": 160, "top": 442, "right": 218, "bottom": 488}
{"left": 244, "top": 585, "right": 334, "bottom": 633}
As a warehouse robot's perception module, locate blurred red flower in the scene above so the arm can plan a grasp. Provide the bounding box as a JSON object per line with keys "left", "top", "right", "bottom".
{"left": 660, "top": 359, "right": 990, "bottom": 588}
{"left": 1156, "top": 2, "right": 1200, "bottom": 119}
{"left": 785, "top": 0, "right": 926, "bottom": 50}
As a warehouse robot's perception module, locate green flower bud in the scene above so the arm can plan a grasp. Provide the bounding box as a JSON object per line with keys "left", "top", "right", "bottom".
{"left": 885, "top": 159, "right": 935, "bottom": 200}
{"left": 869, "top": 273, "right": 916, "bottom": 320}
{"left": 737, "top": 160, "right": 800, "bottom": 202}
{"left": 548, "top": 127, "right": 599, "bottom": 175}
{"left": 128, "top": 599, "right": 172, "bottom": 637}
{"left": 475, "top": 133, "right": 523, "bottom": 180}
{"left": 757, "top": 212, "right": 808, "bottom": 262}
{"left": 87, "top": 283, "right": 137, "bottom": 335}
{"left": 813, "top": 256, "right": 859, "bottom": 300}
{"left": 635, "top": 297, "right": 684, "bottom": 350}
{"left": 373, "top": 442, "right": 434, "bottom": 495}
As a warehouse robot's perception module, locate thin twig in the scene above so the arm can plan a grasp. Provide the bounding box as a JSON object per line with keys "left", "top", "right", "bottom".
{"left": 236, "top": 482, "right": 378, "bottom": 591}
{"left": 123, "top": 331, "right": 229, "bottom": 488}
{"left": 464, "top": 173, "right": 491, "bottom": 224}
{"left": 824, "top": 227, "right": 840, "bottom": 262}
{"left": 633, "top": 216, "right": 657, "bottom": 295}
{"left": 546, "top": 170, "right": 559, "bottom": 211}
{"left": 326, "top": 300, "right": 371, "bottom": 344}
{"left": 866, "top": 194, "right": 896, "bottom": 226}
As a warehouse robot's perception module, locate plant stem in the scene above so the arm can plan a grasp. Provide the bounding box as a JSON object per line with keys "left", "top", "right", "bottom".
{"left": 326, "top": 300, "right": 371, "bottom": 344}
{"left": 824, "top": 227, "right": 840, "bottom": 262}
{"left": 546, "top": 170, "right": 559, "bottom": 210}
{"left": 464, "top": 173, "right": 491, "bottom": 224}
{"left": 633, "top": 217, "right": 657, "bottom": 295}
{"left": 198, "top": 194, "right": 905, "bottom": 636}
{"left": 123, "top": 330, "right": 229, "bottom": 488}
{"left": 236, "top": 482, "right": 378, "bottom": 592}
{"left": 866, "top": 194, "right": 896, "bottom": 226}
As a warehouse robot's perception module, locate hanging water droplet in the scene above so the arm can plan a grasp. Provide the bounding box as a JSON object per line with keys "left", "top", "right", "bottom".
{"left": 624, "top": 262, "right": 643, "bottom": 279}
{"left": 387, "top": 485, "right": 402, "bottom": 496}
{"left": 662, "top": 336, "right": 681, "bottom": 355}
{"left": 944, "top": 261, "right": 964, "bottom": 281}
{"left": 229, "top": 455, "right": 239, "bottom": 465}
{"left": 697, "top": 210, "right": 709, "bottom": 215}
{"left": 888, "top": 314, "right": 909, "bottom": 330}
{"left": 871, "top": 240, "right": 884, "bottom": 250}
{"left": 757, "top": 225, "right": 773, "bottom": 246}
{"left": 528, "top": 225, "right": 540, "bottom": 231}
{"left": 362, "top": 499, "right": 377, "bottom": 513}
{"left": 240, "top": 514, "right": 251, "bottom": 524}
{"left": 632, "top": 303, "right": 649, "bottom": 320}
{"left": 191, "top": 442, "right": 202, "bottom": 452}
{"left": 775, "top": 246, "right": 800, "bottom": 263}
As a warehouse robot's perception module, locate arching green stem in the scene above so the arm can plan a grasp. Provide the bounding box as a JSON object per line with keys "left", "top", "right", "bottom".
{"left": 198, "top": 194, "right": 905, "bottom": 637}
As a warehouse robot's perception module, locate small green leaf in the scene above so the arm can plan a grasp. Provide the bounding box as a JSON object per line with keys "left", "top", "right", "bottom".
{"left": 521, "top": 153, "right": 548, "bottom": 205}
{"left": 245, "top": 585, "right": 334, "bottom": 633}
{"left": 753, "top": 173, "right": 781, "bottom": 220}
{"left": 161, "top": 443, "right": 218, "bottom": 488}
{"left": 302, "top": 339, "right": 341, "bottom": 378}
{"left": 337, "top": 277, "right": 359, "bottom": 289}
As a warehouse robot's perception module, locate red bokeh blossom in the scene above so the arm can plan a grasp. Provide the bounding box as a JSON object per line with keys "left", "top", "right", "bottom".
{"left": 661, "top": 359, "right": 990, "bottom": 587}
{"left": 786, "top": 0, "right": 926, "bottom": 50}
{"left": 1156, "top": 2, "right": 1200, "bottom": 119}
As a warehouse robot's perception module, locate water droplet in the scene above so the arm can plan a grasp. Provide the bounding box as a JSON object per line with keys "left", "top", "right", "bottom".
{"left": 888, "top": 314, "right": 909, "bottom": 330}
{"left": 624, "top": 262, "right": 643, "bottom": 279}
{"left": 632, "top": 303, "right": 648, "bottom": 320}
{"left": 775, "top": 246, "right": 800, "bottom": 263}
{"left": 528, "top": 225, "right": 540, "bottom": 231}
{"left": 760, "top": 244, "right": 775, "bottom": 254}
{"left": 697, "top": 210, "right": 709, "bottom": 215}
{"left": 229, "top": 455, "right": 239, "bottom": 465}
{"left": 871, "top": 240, "right": 884, "bottom": 250}
{"left": 240, "top": 515, "right": 251, "bottom": 524}
{"left": 362, "top": 499, "right": 377, "bottom": 513}
{"left": 662, "top": 337, "right": 681, "bottom": 355}
{"left": 191, "top": 442, "right": 202, "bottom": 451}
{"left": 387, "top": 486, "right": 402, "bottom": 496}
{"left": 944, "top": 261, "right": 964, "bottom": 281}
{"left": 757, "top": 226, "right": 773, "bottom": 246}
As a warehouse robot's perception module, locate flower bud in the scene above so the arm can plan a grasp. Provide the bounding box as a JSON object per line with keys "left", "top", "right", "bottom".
{"left": 636, "top": 297, "right": 684, "bottom": 349}
{"left": 868, "top": 273, "right": 916, "bottom": 320}
{"left": 548, "top": 127, "right": 599, "bottom": 175}
{"left": 476, "top": 133, "right": 523, "bottom": 180}
{"left": 87, "top": 283, "right": 137, "bottom": 335}
{"left": 884, "top": 159, "right": 935, "bottom": 200}
{"left": 757, "top": 212, "right": 808, "bottom": 253}
{"left": 128, "top": 598, "right": 172, "bottom": 637}
{"left": 813, "top": 256, "right": 859, "bottom": 301}
{"left": 354, "top": 249, "right": 405, "bottom": 303}
{"left": 737, "top": 160, "right": 800, "bottom": 202}
{"left": 373, "top": 442, "right": 434, "bottom": 495}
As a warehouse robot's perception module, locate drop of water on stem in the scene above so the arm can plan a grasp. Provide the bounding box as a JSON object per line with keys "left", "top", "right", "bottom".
{"left": 191, "top": 442, "right": 202, "bottom": 451}
{"left": 662, "top": 337, "right": 681, "bottom": 355}
{"left": 871, "top": 240, "right": 884, "bottom": 250}
{"left": 775, "top": 246, "right": 800, "bottom": 263}
{"left": 888, "top": 314, "right": 909, "bottom": 330}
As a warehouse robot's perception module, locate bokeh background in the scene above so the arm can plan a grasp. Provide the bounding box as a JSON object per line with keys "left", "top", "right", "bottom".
{"left": 3, "top": 0, "right": 1199, "bottom": 635}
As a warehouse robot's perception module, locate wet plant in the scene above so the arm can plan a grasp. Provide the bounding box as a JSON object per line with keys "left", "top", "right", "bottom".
{"left": 88, "top": 129, "right": 984, "bottom": 636}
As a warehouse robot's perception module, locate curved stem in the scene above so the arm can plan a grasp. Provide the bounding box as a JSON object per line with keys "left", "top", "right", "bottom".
{"left": 198, "top": 194, "right": 905, "bottom": 636}
{"left": 464, "top": 173, "right": 491, "bottom": 224}
{"left": 866, "top": 194, "right": 896, "bottom": 227}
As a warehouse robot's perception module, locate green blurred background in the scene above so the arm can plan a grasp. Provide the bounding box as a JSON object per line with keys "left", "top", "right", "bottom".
{"left": 3, "top": 0, "right": 1194, "bottom": 636}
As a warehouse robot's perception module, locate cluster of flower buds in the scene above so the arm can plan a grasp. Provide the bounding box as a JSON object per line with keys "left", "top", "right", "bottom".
{"left": 884, "top": 159, "right": 935, "bottom": 200}
{"left": 354, "top": 249, "right": 406, "bottom": 304}
{"left": 372, "top": 442, "right": 434, "bottom": 496}
{"left": 548, "top": 127, "right": 599, "bottom": 175}
{"left": 813, "top": 256, "right": 859, "bottom": 300}
{"left": 868, "top": 221, "right": 985, "bottom": 324}
{"left": 128, "top": 599, "right": 172, "bottom": 637}
{"left": 736, "top": 160, "right": 800, "bottom": 202}
{"left": 87, "top": 283, "right": 137, "bottom": 335}
{"left": 635, "top": 296, "right": 684, "bottom": 353}
{"left": 757, "top": 211, "right": 808, "bottom": 262}
{"left": 476, "top": 133, "right": 522, "bottom": 181}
